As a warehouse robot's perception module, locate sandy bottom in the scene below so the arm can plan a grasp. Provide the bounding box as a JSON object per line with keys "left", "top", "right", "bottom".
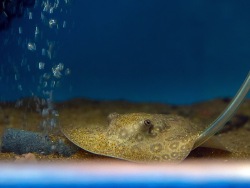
{"left": 0, "top": 97, "right": 249, "bottom": 163}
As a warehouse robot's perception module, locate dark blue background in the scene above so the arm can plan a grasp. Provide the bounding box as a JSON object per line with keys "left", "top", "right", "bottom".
{"left": 0, "top": 0, "right": 250, "bottom": 104}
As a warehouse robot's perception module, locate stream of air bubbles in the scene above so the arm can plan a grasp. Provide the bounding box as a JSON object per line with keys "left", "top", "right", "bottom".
{"left": 0, "top": 0, "right": 73, "bottom": 134}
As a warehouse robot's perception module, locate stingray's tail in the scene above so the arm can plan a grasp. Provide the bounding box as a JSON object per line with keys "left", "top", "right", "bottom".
{"left": 193, "top": 71, "right": 250, "bottom": 149}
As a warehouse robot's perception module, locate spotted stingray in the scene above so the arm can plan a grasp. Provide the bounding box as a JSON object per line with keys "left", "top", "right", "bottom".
{"left": 61, "top": 71, "right": 250, "bottom": 162}
{"left": 61, "top": 112, "right": 226, "bottom": 162}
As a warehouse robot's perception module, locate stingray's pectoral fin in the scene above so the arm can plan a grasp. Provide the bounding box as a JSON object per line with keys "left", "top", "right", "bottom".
{"left": 199, "top": 136, "right": 230, "bottom": 152}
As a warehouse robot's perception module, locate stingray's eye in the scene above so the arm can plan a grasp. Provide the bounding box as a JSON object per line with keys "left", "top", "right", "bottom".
{"left": 144, "top": 119, "right": 151, "bottom": 126}
{"left": 144, "top": 119, "right": 154, "bottom": 133}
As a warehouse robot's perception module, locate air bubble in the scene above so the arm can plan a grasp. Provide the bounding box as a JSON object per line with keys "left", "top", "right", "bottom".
{"left": 49, "top": 19, "right": 57, "bottom": 28}
{"left": 28, "top": 12, "right": 33, "bottom": 19}
{"left": 51, "top": 145, "right": 56, "bottom": 151}
{"left": 56, "top": 81, "right": 61, "bottom": 87}
{"left": 19, "top": 27, "right": 22, "bottom": 34}
{"left": 43, "top": 1, "right": 50, "bottom": 12}
{"left": 27, "top": 42, "right": 36, "bottom": 51}
{"left": 58, "top": 63, "right": 64, "bottom": 70}
{"left": 21, "top": 58, "right": 27, "bottom": 66}
{"left": 43, "top": 73, "right": 51, "bottom": 80}
{"left": 39, "top": 62, "right": 45, "bottom": 69}
{"left": 41, "top": 12, "right": 45, "bottom": 21}
{"left": 41, "top": 99, "right": 46, "bottom": 105}
{"left": 52, "top": 63, "right": 64, "bottom": 78}
{"left": 47, "top": 42, "right": 54, "bottom": 59}
{"left": 49, "top": 7, "right": 54, "bottom": 14}
{"left": 43, "top": 90, "right": 51, "bottom": 96}
{"left": 42, "top": 81, "right": 48, "bottom": 87}
{"left": 42, "top": 48, "right": 46, "bottom": 56}
{"left": 63, "top": 21, "right": 66, "bottom": 28}
{"left": 15, "top": 100, "right": 23, "bottom": 107}
{"left": 52, "top": 70, "right": 61, "bottom": 78}
{"left": 18, "top": 85, "right": 23, "bottom": 91}
{"left": 42, "top": 108, "right": 49, "bottom": 116}
{"left": 14, "top": 74, "right": 19, "bottom": 80}
{"left": 52, "top": 110, "right": 59, "bottom": 116}
{"left": 65, "top": 68, "right": 71, "bottom": 75}
{"left": 50, "top": 118, "right": 57, "bottom": 128}
{"left": 35, "top": 26, "right": 39, "bottom": 35}
{"left": 51, "top": 80, "right": 56, "bottom": 87}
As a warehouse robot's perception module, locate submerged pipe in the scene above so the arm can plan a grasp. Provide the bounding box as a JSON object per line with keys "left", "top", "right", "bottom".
{"left": 193, "top": 71, "right": 250, "bottom": 149}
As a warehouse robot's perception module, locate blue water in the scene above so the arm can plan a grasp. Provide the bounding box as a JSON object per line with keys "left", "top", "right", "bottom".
{"left": 0, "top": 0, "right": 250, "bottom": 104}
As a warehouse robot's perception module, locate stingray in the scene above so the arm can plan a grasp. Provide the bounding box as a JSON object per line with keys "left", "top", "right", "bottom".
{"left": 61, "top": 71, "right": 250, "bottom": 162}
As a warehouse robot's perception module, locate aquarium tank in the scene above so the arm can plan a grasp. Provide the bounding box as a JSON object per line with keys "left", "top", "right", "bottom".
{"left": 0, "top": 0, "right": 250, "bottom": 187}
